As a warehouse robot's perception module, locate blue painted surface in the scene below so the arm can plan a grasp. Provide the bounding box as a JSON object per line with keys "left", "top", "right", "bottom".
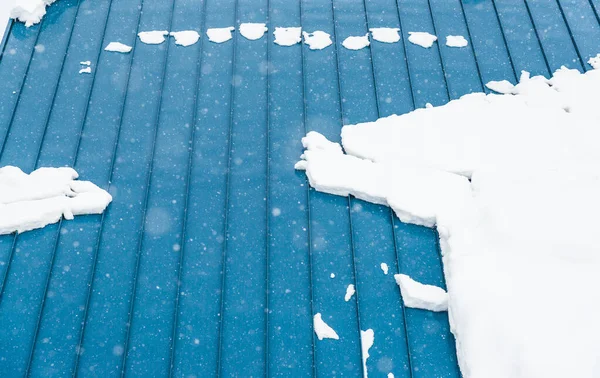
{"left": 0, "top": 0, "right": 599, "bottom": 377}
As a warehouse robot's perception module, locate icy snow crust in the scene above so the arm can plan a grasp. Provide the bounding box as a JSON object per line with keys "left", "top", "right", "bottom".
{"left": 297, "top": 65, "right": 600, "bottom": 378}
{"left": 1, "top": 167, "right": 112, "bottom": 235}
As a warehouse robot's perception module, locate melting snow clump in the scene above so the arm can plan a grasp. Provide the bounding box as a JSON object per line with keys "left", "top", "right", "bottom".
{"left": 369, "top": 28, "right": 400, "bottom": 43}
{"left": 273, "top": 27, "right": 301, "bottom": 46}
{"left": 302, "top": 30, "right": 332, "bottom": 50}
{"left": 9, "top": 0, "right": 56, "bottom": 27}
{"left": 313, "top": 313, "right": 339, "bottom": 340}
{"left": 1, "top": 166, "right": 112, "bottom": 235}
{"left": 588, "top": 53, "right": 600, "bottom": 69}
{"left": 407, "top": 32, "right": 437, "bottom": 48}
{"left": 394, "top": 274, "right": 448, "bottom": 311}
{"left": 297, "top": 63, "right": 600, "bottom": 378}
{"left": 380, "top": 262, "right": 389, "bottom": 275}
{"left": 344, "top": 284, "right": 355, "bottom": 301}
{"left": 360, "top": 329, "right": 374, "bottom": 378}
{"left": 485, "top": 79, "right": 515, "bottom": 94}
{"left": 79, "top": 66, "right": 91, "bottom": 74}
{"left": 104, "top": 42, "right": 132, "bottom": 53}
{"left": 138, "top": 30, "right": 169, "bottom": 45}
{"left": 446, "top": 35, "right": 468, "bottom": 48}
{"left": 207, "top": 27, "right": 235, "bottom": 43}
{"left": 342, "top": 34, "right": 370, "bottom": 50}
{"left": 170, "top": 30, "right": 200, "bottom": 46}
{"left": 239, "top": 23, "right": 267, "bottom": 41}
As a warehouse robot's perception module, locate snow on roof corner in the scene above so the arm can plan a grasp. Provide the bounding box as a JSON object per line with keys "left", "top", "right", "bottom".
{"left": 10, "top": 0, "right": 57, "bottom": 27}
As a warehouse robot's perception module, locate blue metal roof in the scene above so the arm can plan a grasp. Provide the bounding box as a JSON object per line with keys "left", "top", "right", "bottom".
{"left": 0, "top": 0, "right": 599, "bottom": 376}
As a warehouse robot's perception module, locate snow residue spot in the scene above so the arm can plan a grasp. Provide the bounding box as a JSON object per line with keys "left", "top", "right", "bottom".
{"left": 588, "top": 53, "right": 600, "bottom": 69}
{"left": 10, "top": 0, "right": 56, "bottom": 27}
{"left": 298, "top": 63, "right": 600, "bottom": 378}
{"left": 388, "top": 374, "right": 394, "bottom": 378}
{"left": 395, "top": 274, "right": 448, "bottom": 311}
{"left": 80, "top": 60, "right": 91, "bottom": 66}
{"left": 1, "top": 166, "right": 112, "bottom": 235}
{"left": 239, "top": 23, "right": 267, "bottom": 41}
{"left": 407, "top": 32, "right": 437, "bottom": 48}
{"left": 344, "top": 284, "right": 355, "bottom": 301}
{"left": 330, "top": 273, "right": 335, "bottom": 279}
{"left": 104, "top": 42, "right": 132, "bottom": 53}
{"left": 302, "top": 30, "right": 332, "bottom": 50}
{"left": 79, "top": 67, "right": 91, "bottom": 74}
{"left": 273, "top": 27, "right": 301, "bottom": 46}
{"left": 169, "top": 30, "right": 200, "bottom": 47}
{"left": 138, "top": 30, "right": 169, "bottom": 45}
{"left": 380, "top": 263, "right": 389, "bottom": 275}
{"left": 360, "top": 329, "right": 374, "bottom": 378}
{"left": 446, "top": 35, "right": 468, "bottom": 48}
{"left": 207, "top": 27, "right": 235, "bottom": 43}
{"left": 485, "top": 79, "right": 515, "bottom": 94}
{"left": 369, "top": 28, "right": 400, "bottom": 43}
{"left": 313, "top": 313, "right": 339, "bottom": 340}
{"left": 342, "top": 34, "right": 370, "bottom": 50}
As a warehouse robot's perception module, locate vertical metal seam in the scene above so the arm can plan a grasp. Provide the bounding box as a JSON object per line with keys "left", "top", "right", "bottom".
{"left": 264, "top": 0, "right": 272, "bottom": 375}
{"left": 553, "top": 0, "right": 586, "bottom": 70}
{"left": 518, "top": 0, "right": 552, "bottom": 75}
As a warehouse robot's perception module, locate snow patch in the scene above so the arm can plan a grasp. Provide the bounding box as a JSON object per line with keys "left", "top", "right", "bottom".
{"left": 80, "top": 60, "right": 91, "bottom": 66}
{"left": 360, "top": 329, "right": 374, "bottom": 378}
{"left": 273, "top": 27, "right": 301, "bottom": 46}
{"left": 380, "top": 262, "right": 388, "bottom": 275}
{"left": 1, "top": 166, "right": 112, "bottom": 235}
{"left": 369, "top": 27, "right": 400, "bottom": 43}
{"left": 485, "top": 79, "right": 515, "bottom": 94}
{"left": 138, "top": 30, "right": 169, "bottom": 45}
{"left": 342, "top": 34, "right": 370, "bottom": 50}
{"left": 207, "top": 27, "right": 234, "bottom": 43}
{"left": 313, "top": 313, "right": 339, "bottom": 340}
{"left": 239, "top": 23, "right": 267, "bottom": 41}
{"left": 78, "top": 66, "right": 91, "bottom": 74}
{"left": 344, "top": 284, "right": 355, "bottom": 301}
{"left": 10, "top": 0, "right": 56, "bottom": 27}
{"left": 169, "top": 30, "right": 200, "bottom": 47}
{"left": 104, "top": 42, "right": 132, "bottom": 53}
{"left": 407, "top": 32, "right": 437, "bottom": 48}
{"left": 302, "top": 30, "right": 332, "bottom": 50}
{"left": 589, "top": 53, "right": 600, "bottom": 69}
{"left": 446, "top": 35, "right": 468, "bottom": 48}
{"left": 395, "top": 274, "right": 448, "bottom": 311}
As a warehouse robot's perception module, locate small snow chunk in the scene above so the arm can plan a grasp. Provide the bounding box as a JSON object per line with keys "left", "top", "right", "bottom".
{"left": 294, "top": 160, "right": 307, "bottom": 170}
{"left": 408, "top": 32, "right": 437, "bottom": 48}
{"left": 104, "top": 42, "right": 132, "bottom": 53}
{"left": 239, "top": 23, "right": 267, "bottom": 41}
{"left": 345, "top": 284, "right": 355, "bottom": 301}
{"left": 207, "top": 27, "right": 235, "bottom": 43}
{"left": 342, "top": 34, "right": 370, "bottom": 50}
{"left": 485, "top": 79, "right": 515, "bottom": 94}
{"left": 302, "top": 30, "right": 332, "bottom": 50}
{"left": 301, "top": 131, "right": 343, "bottom": 154}
{"left": 369, "top": 28, "right": 400, "bottom": 43}
{"left": 360, "top": 329, "right": 374, "bottom": 378}
{"left": 10, "top": 0, "right": 56, "bottom": 27}
{"left": 589, "top": 53, "right": 600, "bottom": 69}
{"left": 79, "top": 67, "right": 91, "bottom": 74}
{"left": 395, "top": 274, "right": 448, "bottom": 312}
{"left": 388, "top": 374, "right": 394, "bottom": 378}
{"left": 273, "top": 27, "right": 302, "bottom": 46}
{"left": 330, "top": 273, "right": 335, "bottom": 279}
{"left": 313, "top": 313, "right": 339, "bottom": 340}
{"left": 425, "top": 102, "right": 433, "bottom": 109}
{"left": 446, "top": 35, "right": 468, "bottom": 48}
{"left": 380, "top": 263, "right": 389, "bottom": 275}
{"left": 80, "top": 61, "right": 91, "bottom": 66}
{"left": 138, "top": 30, "right": 169, "bottom": 45}
{"left": 169, "top": 30, "right": 200, "bottom": 46}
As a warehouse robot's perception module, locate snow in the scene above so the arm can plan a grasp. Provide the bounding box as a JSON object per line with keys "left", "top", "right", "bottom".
{"left": 104, "top": 42, "right": 132, "bottom": 53}
{"left": 239, "top": 23, "right": 267, "bottom": 41}
{"left": 407, "top": 32, "right": 437, "bottom": 48}
{"left": 273, "top": 27, "right": 301, "bottom": 46}
{"left": 446, "top": 35, "right": 468, "bottom": 48}
{"left": 80, "top": 60, "right": 91, "bottom": 65}
{"left": 342, "top": 34, "right": 370, "bottom": 50}
{"left": 302, "top": 30, "right": 332, "bottom": 50}
{"left": 394, "top": 274, "right": 448, "bottom": 311}
{"left": 169, "top": 30, "right": 200, "bottom": 46}
{"left": 313, "top": 313, "right": 339, "bottom": 340}
{"left": 380, "top": 263, "right": 388, "bottom": 275}
{"left": 344, "top": 284, "right": 355, "bottom": 301}
{"left": 138, "top": 30, "right": 168, "bottom": 45}
{"left": 1, "top": 166, "right": 112, "bottom": 235}
{"left": 360, "top": 329, "right": 374, "bottom": 378}
{"left": 206, "top": 27, "right": 234, "bottom": 43}
{"left": 589, "top": 53, "right": 600, "bottom": 69}
{"left": 8, "top": 0, "right": 55, "bottom": 27}
{"left": 485, "top": 79, "right": 515, "bottom": 94}
{"left": 330, "top": 272, "right": 335, "bottom": 278}
{"left": 297, "top": 64, "right": 600, "bottom": 378}
{"left": 78, "top": 66, "right": 91, "bottom": 74}
{"left": 369, "top": 27, "right": 400, "bottom": 43}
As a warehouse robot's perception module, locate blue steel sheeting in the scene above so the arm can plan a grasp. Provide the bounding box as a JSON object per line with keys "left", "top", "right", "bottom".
{"left": 0, "top": 0, "right": 599, "bottom": 376}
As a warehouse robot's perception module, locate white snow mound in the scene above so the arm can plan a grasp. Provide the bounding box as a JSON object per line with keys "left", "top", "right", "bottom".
{"left": 394, "top": 274, "right": 448, "bottom": 311}
{"left": 10, "top": 0, "right": 56, "bottom": 27}
{"left": 313, "top": 313, "right": 339, "bottom": 340}
{"left": 297, "top": 63, "right": 600, "bottom": 378}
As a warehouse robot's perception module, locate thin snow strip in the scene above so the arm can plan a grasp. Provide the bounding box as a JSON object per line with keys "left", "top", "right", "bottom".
{"left": 239, "top": 23, "right": 267, "bottom": 41}
{"left": 1, "top": 166, "right": 112, "bottom": 235}
{"left": 360, "top": 329, "right": 374, "bottom": 378}
{"left": 79, "top": 66, "right": 91, "bottom": 74}
{"left": 138, "top": 30, "right": 169, "bottom": 45}
{"left": 370, "top": 27, "right": 400, "bottom": 43}
{"left": 342, "top": 34, "right": 370, "bottom": 50}
{"left": 10, "top": 0, "right": 56, "bottom": 27}
{"left": 345, "top": 284, "right": 355, "bottom": 301}
{"left": 313, "top": 313, "right": 339, "bottom": 340}
{"left": 169, "top": 30, "right": 200, "bottom": 46}
{"left": 207, "top": 27, "right": 235, "bottom": 43}
{"left": 302, "top": 30, "right": 332, "bottom": 50}
{"left": 446, "top": 35, "right": 468, "bottom": 48}
{"left": 394, "top": 274, "right": 448, "bottom": 312}
{"left": 407, "top": 32, "right": 437, "bottom": 48}
{"left": 104, "top": 42, "right": 132, "bottom": 53}
{"left": 80, "top": 60, "right": 91, "bottom": 65}
{"left": 273, "top": 27, "right": 301, "bottom": 46}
